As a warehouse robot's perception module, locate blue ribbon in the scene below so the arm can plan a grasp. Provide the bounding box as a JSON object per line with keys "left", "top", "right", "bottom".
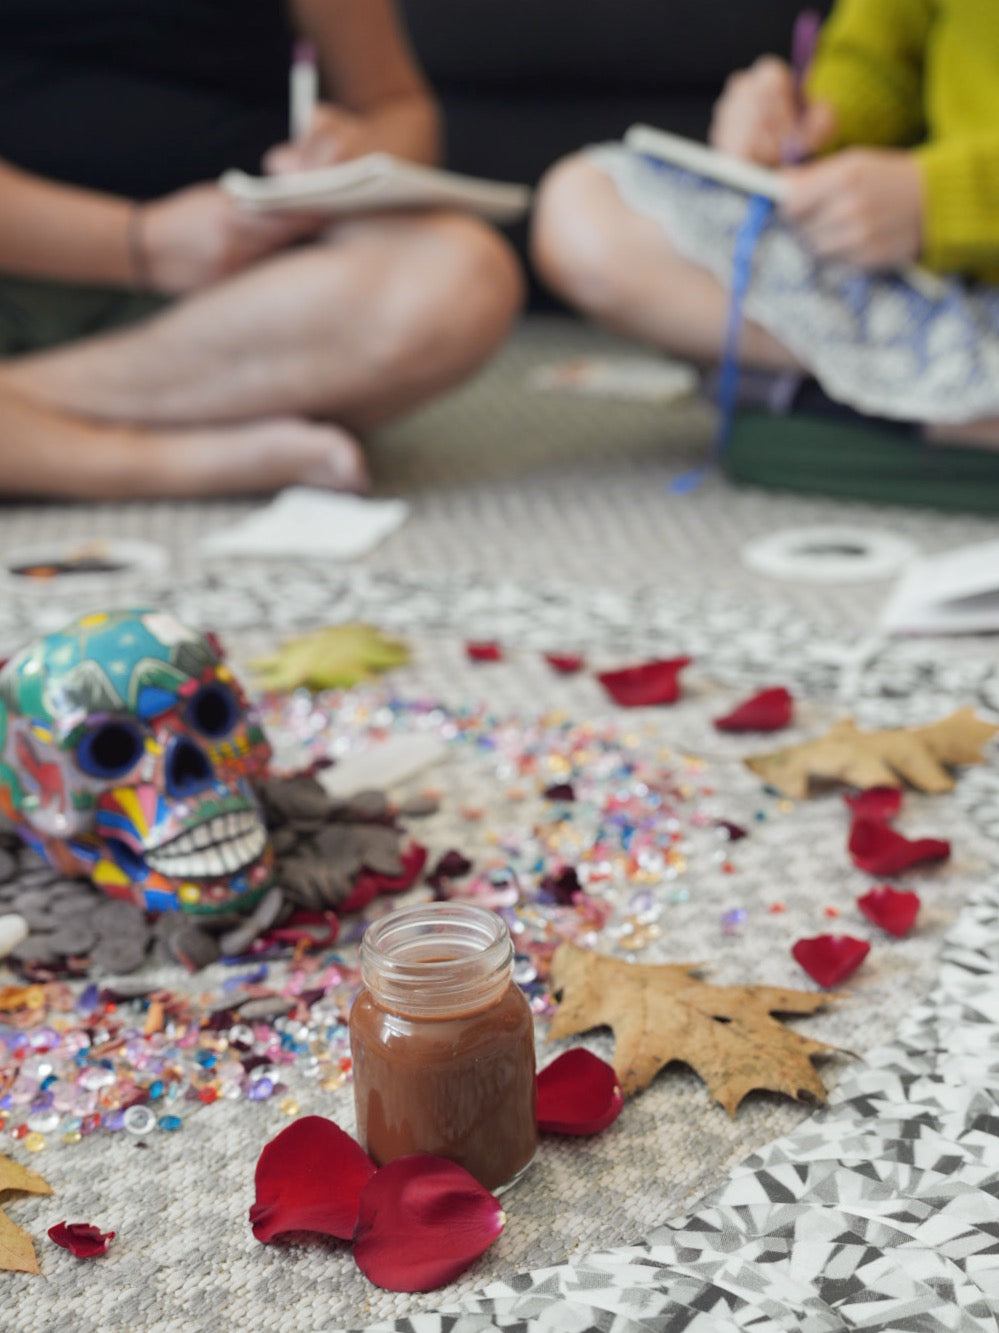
{"left": 672, "top": 193, "right": 775, "bottom": 494}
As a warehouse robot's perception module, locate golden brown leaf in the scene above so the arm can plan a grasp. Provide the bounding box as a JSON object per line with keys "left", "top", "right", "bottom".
{"left": 548, "top": 943, "right": 834, "bottom": 1113}
{"left": 0, "top": 1154, "right": 53, "bottom": 1275}
{"left": 0, "top": 986, "right": 46, "bottom": 1013}
{"left": 746, "top": 707, "right": 998, "bottom": 800}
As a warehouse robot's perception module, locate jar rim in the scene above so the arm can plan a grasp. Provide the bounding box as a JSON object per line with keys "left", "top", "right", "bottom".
{"left": 360, "top": 902, "right": 513, "bottom": 1016}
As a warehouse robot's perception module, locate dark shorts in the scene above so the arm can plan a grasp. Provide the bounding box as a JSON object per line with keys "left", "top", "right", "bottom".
{"left": 0, "top": 274, "right": 169, "bottom": 358}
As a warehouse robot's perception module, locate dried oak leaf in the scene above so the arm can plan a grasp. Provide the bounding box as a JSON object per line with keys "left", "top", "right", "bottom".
{"left": 548, "top": 942, "right": 834, "bottom": 1114}
{"left": 0, "top": 1153, "right": 53, "bottom": 1274}
{"left": 745, "top": 707, "right": 998, "bottom": 800}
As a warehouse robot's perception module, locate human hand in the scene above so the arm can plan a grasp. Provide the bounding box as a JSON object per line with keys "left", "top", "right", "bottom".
{"left": 781, "top": 149, "right": 924, "bottom": 269}
{"left": 136, "top": 184, "right": 323, "bottom": 294}
{"left": 263, "top": 103, "right": 374, "bottom": 175}
{"left": 710, "top": 56, "right": 836, "bottom": 166}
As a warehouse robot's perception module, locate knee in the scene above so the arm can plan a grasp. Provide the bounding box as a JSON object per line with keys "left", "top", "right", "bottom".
{"left": 365, "top": 212, "right": 525, "bottom": 384}
{"left": 530, "top": 154, "right": 631, "bottom": 318}
{"left": 425, "top": 213, "right": 526, "bottom": 358}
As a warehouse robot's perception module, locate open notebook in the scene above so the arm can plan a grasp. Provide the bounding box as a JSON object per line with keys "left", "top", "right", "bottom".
{"left": 624, "top": 123, "right": 947, "bottom": 301}
{"left": 624, "top": 124, "right": 785, "bottom": 201}
{"left": 220, "top": 153, "right": 530, "bottom": 224}
{"left": 881, "top": 538, "right": 999, "bottom": 635}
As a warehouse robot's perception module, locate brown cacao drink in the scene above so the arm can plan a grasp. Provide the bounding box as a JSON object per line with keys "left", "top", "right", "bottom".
{"left": 349, "top": 903, "right": 537, "bottom": 1192}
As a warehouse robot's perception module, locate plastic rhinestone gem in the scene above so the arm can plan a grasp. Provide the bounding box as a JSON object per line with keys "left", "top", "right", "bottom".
{"left": 26, "top": 1109, "right": 60, "bottom": 1134}
{"left": 123, "top": 1105, "right": 157, "bottom": 1136}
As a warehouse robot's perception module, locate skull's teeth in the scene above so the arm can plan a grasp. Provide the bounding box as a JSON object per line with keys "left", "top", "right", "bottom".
{"left": 145, "top": 813, "right": 266, "bottom": 879}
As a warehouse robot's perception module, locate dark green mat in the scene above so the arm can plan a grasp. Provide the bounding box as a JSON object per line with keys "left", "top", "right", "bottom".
{"left": 725, "top": 410, "right": 999, "bottom": 514}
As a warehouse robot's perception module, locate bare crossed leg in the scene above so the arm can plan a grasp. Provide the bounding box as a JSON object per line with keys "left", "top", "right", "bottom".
{"left": 532, "top": 155, "right": 999, "bottom": 449}
{"left": 531, "top": 155, "right": 800, "bottom": 372}
{"left": 0, "top": 210, "right": 524, "bottom": 499}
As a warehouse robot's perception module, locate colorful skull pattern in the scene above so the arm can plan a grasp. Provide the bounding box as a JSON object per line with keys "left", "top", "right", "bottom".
{"left": 0, "top": 608, "right": 274, "bottom": 914}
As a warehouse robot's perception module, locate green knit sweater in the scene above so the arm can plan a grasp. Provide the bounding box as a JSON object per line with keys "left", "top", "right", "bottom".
{"left": 807, "top": 0, "right": 999, "bottom": 281}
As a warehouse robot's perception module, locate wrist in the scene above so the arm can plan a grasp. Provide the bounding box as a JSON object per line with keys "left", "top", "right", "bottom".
{"left": 126, "top": 203, "right": 154, "bottom": 292}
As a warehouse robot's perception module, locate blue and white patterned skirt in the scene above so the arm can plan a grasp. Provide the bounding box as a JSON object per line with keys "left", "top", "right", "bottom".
{"left": 588, "top": 143, "right": 999, "bottom": 425}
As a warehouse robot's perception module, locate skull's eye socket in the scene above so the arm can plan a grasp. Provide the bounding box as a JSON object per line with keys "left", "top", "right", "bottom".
{"left": 76, "top": 720, "right": 144, "bottom": 780}
{"left": 186, "top": 682, "right": 239, "bottom": 739}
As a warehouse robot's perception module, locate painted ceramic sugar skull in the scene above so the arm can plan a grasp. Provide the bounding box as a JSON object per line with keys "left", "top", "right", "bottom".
{"left": 0, "top": 608, "right": 273, "bottom": 915}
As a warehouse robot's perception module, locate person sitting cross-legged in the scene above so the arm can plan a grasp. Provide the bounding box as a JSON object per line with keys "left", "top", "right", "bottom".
{"left": 531, "top": 0, "right": 999, "bottom": 450}
{"left": 0, "top": 0, "right": 524, "bottom": 500}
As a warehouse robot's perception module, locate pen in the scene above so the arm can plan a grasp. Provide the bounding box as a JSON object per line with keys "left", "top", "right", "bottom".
{"left": 784, "top": 9, "right": 822, "bottom": 164}
{"left": 290, "top": 39, "right": 318, "bottom": 141}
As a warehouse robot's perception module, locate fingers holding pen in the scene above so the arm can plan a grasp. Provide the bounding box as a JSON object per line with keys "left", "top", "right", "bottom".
{"left": 710, "top": 57, "right": 800, "bottom": 165}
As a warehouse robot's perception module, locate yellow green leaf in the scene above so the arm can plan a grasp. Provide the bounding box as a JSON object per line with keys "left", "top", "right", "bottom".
{"left": 249, "top": 623, "right": 410, "bottom": 692}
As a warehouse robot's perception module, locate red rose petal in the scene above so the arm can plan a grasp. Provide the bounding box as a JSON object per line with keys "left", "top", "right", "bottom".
{"left": 848, "top": 818, "right": 950, "bottom": 876}
{"left": 544, "top": 652, "right": 585, "bottom": 674}
{"left": 536, "top": 1049, "right": 624, "bottom": 1135}
{"left": 465, "top": 642, "right": 503, "bottom": 662}
{"left": 264, "top": 909, "right": 340, "bottom": 949}
{"left": 792, "top": 934, "right": 871, "bottom": 989}
{"left": 340, "top": 841, "right": 428, "bottom": 914}
{"left": 250, "top": 1115, "right": 376, "bottom": 1243}
{"left": 47, "top": 1221, "right": 115, "bottom": 1258}
{"left": 542, "top": 782, "right": 575, "bottom": 801}
{"left": 716, "top": 820, "right": 748, "bottom": 842}
{"left": 597, "top": 657, "right": 692, "bottom": 707}
{"left": 713, "top": 686, "right": 793, "bottom": 733}
{"left": 352, "top": 1155, "right": 504, "bottom": 1292}
{"left": 538, "top": 866, "right": 583, "bottom": 905}
{"left": 426, "top": 848, "right": 474, "bottom": 891}
{"left": 843, "top": 787, "right": 903, "bottom": 823}
{"left": 857, "top": 885, "right": 921, "bottom": 937}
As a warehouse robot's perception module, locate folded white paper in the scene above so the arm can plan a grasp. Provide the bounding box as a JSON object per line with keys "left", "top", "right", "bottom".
{"left": 318, "top": 734, "right": 447, "bottom": 799}
{"left": 881, "top": 538, "right": 999, "bottom": 635}
{"left": 200, "top": 487, "right": 408, "bottom": 560}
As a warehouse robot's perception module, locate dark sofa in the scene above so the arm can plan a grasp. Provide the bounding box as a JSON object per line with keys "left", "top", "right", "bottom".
{"left": 399, "top": 1, "right": 833, "bottom": 300}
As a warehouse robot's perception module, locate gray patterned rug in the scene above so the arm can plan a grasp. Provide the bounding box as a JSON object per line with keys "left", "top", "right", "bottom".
{"left": 3, "top": 318, "right": 999, "bottom": 1332}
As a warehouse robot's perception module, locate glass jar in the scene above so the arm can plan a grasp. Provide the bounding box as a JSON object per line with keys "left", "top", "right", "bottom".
{"left": 349, "top": 902, "right": 537, "bottom": 1192}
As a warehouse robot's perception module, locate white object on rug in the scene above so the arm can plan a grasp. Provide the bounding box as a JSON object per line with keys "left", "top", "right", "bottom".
{"left": 0, "top": 913, "right": 28, "bottom": 960}
{"left": 200, "top": 487, "right": 409, "bottom": 560}
{"left": 881, "top": 537, "right": 999, "bottom": 634}
{"left": 742, "top": 526, "right": 916, "bottom": 584}
{"left": 318, "top": 734, "right": 447, "bottom": 799}
{"left": 528, "top": 355, "right": 698, "bottom": 403}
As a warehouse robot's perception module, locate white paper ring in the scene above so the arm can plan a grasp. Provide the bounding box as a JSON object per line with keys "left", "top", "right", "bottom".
{"left": 742, "top": 526, "right": 917, "bottom": 583}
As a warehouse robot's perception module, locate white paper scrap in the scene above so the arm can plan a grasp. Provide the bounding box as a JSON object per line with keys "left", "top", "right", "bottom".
{"left": 318, "top": 734, "right": 447, "bottom": 799}
{"left": 881, "top": 537, "right": 999, "bottom": 634}
{"left": 200, "top": 487, "right": 408, "bottom": 560}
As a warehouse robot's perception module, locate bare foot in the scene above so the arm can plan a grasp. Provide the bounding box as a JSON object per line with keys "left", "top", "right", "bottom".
{"left": 0, "top": 388, "right": 370, "bottom": 501}
{"left": 925, "top": 420, "right": 999, "bottom": 450}
{"left": 152, "top": 416, "right": 371, "bottom": 496}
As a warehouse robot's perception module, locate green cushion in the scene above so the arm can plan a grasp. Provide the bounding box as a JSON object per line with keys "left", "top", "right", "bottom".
{"left": 724, "top": 410, "right": 999, "bottom": 515}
